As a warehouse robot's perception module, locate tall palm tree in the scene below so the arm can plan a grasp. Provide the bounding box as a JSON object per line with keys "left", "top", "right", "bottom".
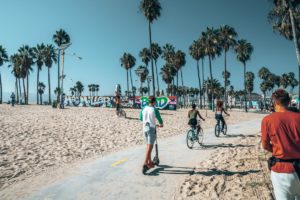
{"left": 189, "top": 40, "right": 204, "bottom": 108}
{"left": 258, "top": 66, "right": 271, "bottom": 80}
{"left": 38, "top": 82, "right": 46, "bottom": 105}
{"left": 219, "top": 25, "right": 237, "bottom": 109}
{"left": 53, "top": 29, "right": 71, "bottom": 101}
{"left": 228, "top": 85, "right": 235, "bottom": 108}
{"left": 290, "top": 77, "right": 299, "bottom": 94}
{"left": 139, "top": 48, "right": 151, "bottom": 95}
{"left": 140, "top": 0, "right": 161, "bottom": 96}
{"left": 174, "top": 50, "right": 186, "bottom": 93}
{"left": 268, "top": 0, "right": 300, "bottom": 107}
{"left": 260, "top": 81, "right": 269, "bottom": 108}
{"left": 200, "top": 27, "right": 222, "bottom": 110}
{"left": 234, "top": 39, "right": 254, "bottom": 112}
{"left": 0, "top": 45, "right": 9, "bottom": 104}
{"left": 44, "top": 44, "right": 57, "bottom": 104}
{"left": 33, "top": 43, "right": 46, "bottom": 104}
{"left": 120, "top": 53, "right": 136, "bottom": 96}
{"left": 280, "top": 73, "right": 290, "bottom": 89}
{"left": 135, "top": 65, "right": 149, "bottom": 96}
{"left": 151, "top": 43, "right": 162, "bottom": 95}
{"left": 18, "top": 45, "right": 34, "bottom": 104}
{"left": 10, "top": 54, "right": 22, "bottom": 103}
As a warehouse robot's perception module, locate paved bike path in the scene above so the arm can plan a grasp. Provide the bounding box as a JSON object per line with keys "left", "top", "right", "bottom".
{"left": 17, "top": 119, "right": 261, "bottom": 200}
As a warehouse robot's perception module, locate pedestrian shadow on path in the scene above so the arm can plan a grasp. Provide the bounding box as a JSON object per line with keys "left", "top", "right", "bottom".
{"left": 194, "top": 168, "right": 260, "bottom": 176}
{"left": 126, "top": 117, "right": 140, "bottom": 120}
{"left": 147, "top": 165, "right": 194, "bottom": 176}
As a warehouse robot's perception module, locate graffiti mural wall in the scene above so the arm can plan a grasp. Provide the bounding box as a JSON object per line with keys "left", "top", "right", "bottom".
{"left": 64, "top": 96, "right": 177, "bottom": 110}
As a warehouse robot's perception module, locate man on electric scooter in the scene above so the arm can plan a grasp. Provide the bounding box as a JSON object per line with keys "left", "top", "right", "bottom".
{"left": 140, "top": 96, "right": 163, "bottom": 174}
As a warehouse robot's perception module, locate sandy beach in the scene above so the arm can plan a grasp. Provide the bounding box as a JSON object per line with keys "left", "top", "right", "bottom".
{"left": 175, "top": 133, "right": 274, "bottom": 200}
{"left": 0, "top": 105, "right": 264, "bottom": 190}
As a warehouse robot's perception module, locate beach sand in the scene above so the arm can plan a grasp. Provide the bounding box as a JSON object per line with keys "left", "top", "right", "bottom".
{"left": 174, "top": 134, "right": 274, "bottom": 200}
{"left": 0, "top": 104, "right": 264, "bottom": 190}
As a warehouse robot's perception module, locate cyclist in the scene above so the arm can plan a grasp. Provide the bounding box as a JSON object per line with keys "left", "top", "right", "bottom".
{"left": 188, "top": 104, "right": 205, "bottom": 134}
{"left": 215, "top": 101, "right": 230, "bottom": 132}
{"left": 114, "top": 93, "right": 121, "bottom": 116}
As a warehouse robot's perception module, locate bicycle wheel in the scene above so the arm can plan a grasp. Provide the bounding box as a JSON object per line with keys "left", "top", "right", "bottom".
{"left": 186, "top": 130, "right": 195, "bottom": 149}
{"left": 222, "top": 124, "right": 227, "bottom": 135}
{"left": 121, "top": 110, "right": 126, "bottom": 118}
{"left": 197, "top": 128, "right": 204, "bottom": 145}
{"left": 215, "top": 124, "right": 220, "bottom": 137}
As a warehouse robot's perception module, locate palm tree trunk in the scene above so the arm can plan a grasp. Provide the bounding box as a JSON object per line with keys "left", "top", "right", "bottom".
{"left": 18, "top": 78, "right": 21, "bottom": 103}
{"left": 181, "top": 69, "right": 184, "bottom": 106}
{"left": 148, "top": 21, "right": 155, "bottom": 96}
{"left": 126, "top": 70, "right": 129, "bottom": 96}
{"left": 244, "top": 62, "right": 247, "bottom": 112}
{"left": 140, "top": 78, "right": 143, "bottom": 96}
{"left": 197, "top": 60, "right": 202, "bottom": 108}
{"left": 0, "top": 72, "right": 2, "bottom": 104}
{"left": 22, "top": 78, "right": 26, "bottom": 104}
{"left": 176, "top": 72, "right": 179, "bottom": 97}
{"left": 202, "top": 58, "right": 205, "bottom": 108}
{"left": 26, "top": 73, "right": 29, "bottom": 104}
{"left": 16, "top": 77, "right": 19, "bottom": 103}
{"left": 130, "top": 69, "right": 134, "bottom": 93}
{"left": 40, "top": 94, "right": 42, "bottom": 105}
{"left": 37, "top": 68, "right": 40, "bottom": 104}
{"left": 224, "top": 50, "right": 227, "bottom": 110}
{"left": 57, "top": 49, "right": 61, "bottom": 103}
{"left": 155, "top": 60, "right": 160, "bottom": 95}
{"left": 288, "top": 5, "right": 300, "bottom": 109}
{"left": 209, "top": 55, "right": 214, "bottom": 111}
{"left": 48, "top": 67, "right": 51, "bottom": 104}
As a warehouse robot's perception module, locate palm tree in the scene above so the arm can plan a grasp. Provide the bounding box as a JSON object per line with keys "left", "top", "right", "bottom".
{"left": 258, "top": 67, "right": 271, "bottom": 80}
{"left": 33, "top": 43, "right": 46, "bottom": 104}
{"left": 120, "top": 53, "right": 136, "bottom": 96}
{"left": 234, "top": 39, "right": 254, "bottom": 112}
{"left": 227, "top": 85, "right": 235, "bottom": 108}
{"left": 38, "top": 82, "right": 46, "bottom": 105}
{"left": 53, "top": 29, "right": 71, "bottom": 101}
{"left": 160, "top": 63, "right": 176, "bottom": 96}
{"left": 135, "top": 65, "right": 149, "bottom": 96}
{"left": 290, "top": 77, "right": 299, "bottom": 94}
{"left": 44, "top": 44, "right": 57, "bottom": 104}
{"left": 260, "top": 81, "right": 268, "bottom": 108}
{"left": 0, "top": 45, "right": 9, "bottom": 104}
{"left": 10, "top": 54, "right": 22, "bottom": 103}
{"left": 174, "top": 50, "right": 186, "bottom": 97}
{"left": 70, "top": 87, "right": 76, "bottom": 97}
{"left": 268, "top": 0, "right": 300, "bottom": 105}
{"left": 245, "top": 71, "right": 255, "bottom": 107}
{"left": 151, "top": 43, "right": 162, "bottom": 95}
{"left": 75, "top": 81, "right": 84, "bottom": 97}
{"left": 140, "top": 0, "right": 162, "bottom": 96}
{"left": 280, "top": 73, "right": 290, "bottom": 89}
{"left": 219, "top": 25, "right": 237, "bottom": 109}
{"left": 222, "top": 70, "right": 231, "bottom": 92}
{"left": 18, "top": 45, "right": 34, "bottom": 104}
{"left": 200, "top": 27, "right": 222, "bottom": 110}
{"left": 203, "top": 78, "right": 222, "bottom": 102}
{"left": 189, "top": 40, "right": 204, "bottom": 108}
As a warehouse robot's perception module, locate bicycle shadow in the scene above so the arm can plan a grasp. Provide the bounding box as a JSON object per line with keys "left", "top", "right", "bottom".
{"left": 126, "top": 117, "right": 139, "bottom": 121}
{"left": 194, "top": 168, "right": 260, "bottom": 176}
{"left": 224, "top": 134, "right": 257, "bottom": 138}
{"left": 147, "top": 165, "right": 194, "bottom": 176}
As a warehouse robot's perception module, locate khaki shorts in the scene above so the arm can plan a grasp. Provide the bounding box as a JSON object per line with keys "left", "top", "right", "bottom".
{"left": 144, "top": 127, "right": 156, "bottom": 145}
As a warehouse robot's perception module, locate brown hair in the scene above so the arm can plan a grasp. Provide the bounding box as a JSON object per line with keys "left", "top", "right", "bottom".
{"left": 149, "top": 96, "right": 156, "bottom": 104}
{"left": 271, "top": 89, "right": 290, "bottom": 107}
{"left": 216, "top": 101, "right": 223, "bottom": 108}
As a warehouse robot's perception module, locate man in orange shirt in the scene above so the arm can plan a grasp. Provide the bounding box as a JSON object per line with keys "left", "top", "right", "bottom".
{"left": 261, "top": 89, "right": 300, "bottom": 200}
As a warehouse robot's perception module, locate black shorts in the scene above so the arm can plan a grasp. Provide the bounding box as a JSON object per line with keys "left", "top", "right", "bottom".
{"left": 116, "top": 104, "right": 120, "bottom": 111}
{"left": 188, "top": 118, "right": 197, "bottom": 126}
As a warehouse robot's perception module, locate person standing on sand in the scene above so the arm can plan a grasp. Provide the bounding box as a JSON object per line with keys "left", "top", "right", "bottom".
{"left": 140, "top": 96, "right": 163, "bottom": 171}
{"left": 10, "top": 92, "right": 16, "bottom": 107}
{"left": 114, "top": 93, "right": 121, "bottom": 115}
{"left": 261, "top": 89, "right": 300, "bottom": 200}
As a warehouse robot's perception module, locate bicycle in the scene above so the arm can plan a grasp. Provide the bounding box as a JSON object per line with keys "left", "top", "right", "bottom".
{"left": 117, "top": 107, "right": 126, "bottom": 118}
{"left": 214, "top": 118, "right": 227, "bottom": 137}
{"left": 186, "top": 121, "right": 204, "bottom": 149}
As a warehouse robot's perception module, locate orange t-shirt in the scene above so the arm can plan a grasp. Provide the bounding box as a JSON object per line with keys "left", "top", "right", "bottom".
{"left": 261, "top": 111, "right": 300, "bottom": 173}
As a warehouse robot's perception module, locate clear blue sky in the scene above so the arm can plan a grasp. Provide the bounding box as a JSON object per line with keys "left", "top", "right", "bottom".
{"left": 0, "top": 0, "right": 298, "bottom": 96}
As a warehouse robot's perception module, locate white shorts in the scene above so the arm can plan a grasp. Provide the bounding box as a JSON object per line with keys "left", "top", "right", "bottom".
{"left": 271, "top": 171, "right": 300, "bottom": 200}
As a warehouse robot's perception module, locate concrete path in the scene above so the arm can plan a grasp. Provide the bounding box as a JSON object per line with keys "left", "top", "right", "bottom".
{"left": 22, "top": 119, "right": 261, "bottom": 200}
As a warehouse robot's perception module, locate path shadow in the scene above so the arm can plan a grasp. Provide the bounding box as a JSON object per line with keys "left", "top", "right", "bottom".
{"left": 147, "top": 165, "right": 194, "bottom": 176}
{"left": 160, "top": 113, "right": 174, "bottom": 116}
{"left": 224, "top": 134, "right": 257, "bottom": 138}
{"left": 192, "top": 143, "right": 255, "bottom": 150}
{"left": 126, "top": 117, "right": 139, "bottom": 121}
{"left": 194, "top": 168, "right": 260, "bottom": 176}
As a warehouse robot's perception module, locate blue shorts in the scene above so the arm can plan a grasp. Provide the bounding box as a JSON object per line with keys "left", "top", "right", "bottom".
{"left": 144, "top": 127, "right": 156, "bottom": 145}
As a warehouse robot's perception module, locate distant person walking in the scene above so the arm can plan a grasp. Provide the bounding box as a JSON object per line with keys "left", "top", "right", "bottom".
{"left": 10, "top": 92, "right": 16, "bottom": 107}
{"left": 140, "top": 96, "right": 163, "bottom": 171}
{"left": 261, "top": 89, "right": 300, "bottom": 200}
{"left": 60, "top": 93, "right": 66, "bottom": 109}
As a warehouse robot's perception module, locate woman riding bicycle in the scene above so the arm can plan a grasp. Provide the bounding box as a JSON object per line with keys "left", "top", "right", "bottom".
{"left": 188, "top": 104, "right": 205, "bottom": 134}
{"left": 215, "top": 101, "right": 230, "bottom": 132}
